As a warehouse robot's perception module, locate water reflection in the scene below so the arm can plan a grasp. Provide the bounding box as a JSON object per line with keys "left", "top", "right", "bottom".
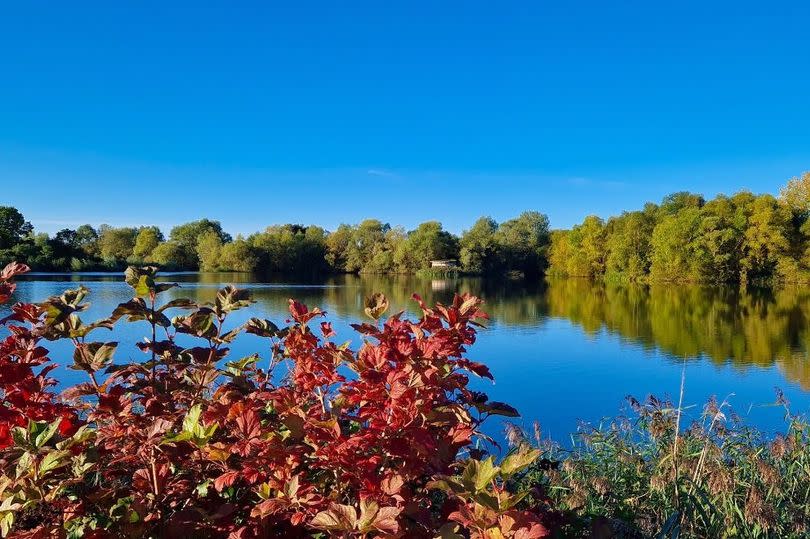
{"left": 544, "top": 279, "right": 810, "bottom": 388}
{"left": 7, "top": 272, "right": 810, "bottom": 437}
{"left": 15, "top": 274, "right": 810, "bottom": 383}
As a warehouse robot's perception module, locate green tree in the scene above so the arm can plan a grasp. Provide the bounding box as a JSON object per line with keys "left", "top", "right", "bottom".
{"left": 0, "top": 206, "right": 33, "bottom": 248}
{"left": 605, "top": 211, "right": 655, "bottom": 280}
{"left": 97, "top": 226, "right": 138, "bottom": 261}
{"left": 53, "top": 228, "right": 79, "bottom": 249}
{"left": 779, "top": 171, "right": 810, "bottom": 214}
{"left": 344, "top": 220, "right": 390, "bottom": 273}
{"left": 196, "top": 229, "right": 224, "bottom": 271}
{"left": 691, "top": 196, "right": 744, "bottom": 282}
{"left": 568, "top": 215, "right": 606, "bottom": 278}
{"left": 547, "top": 230, "right": 575, "bottom": 277}
{"left": 459, "top": 217, "right": 501, "bottom": 274}
{"left": 133, "top": 226, "right": 164, "bottom": 260}
{"left": 658, "top": 191, "right": 704, "bottom": 217}
{"left": 394, "top": 221, "right": 458, "bottom": 273}
{"left": 495, "top": 211, "right": 550, "bottom": 278}
{"left": 219, "top": 238, "right": 260, "bottom": 272}
{"left": 249, "top": 224, "right": 329, "bottom": 274}
{"left": 169, "top": 219, "right": 231, "bottom": 269}
{"left": 325, "top": 224, "right": 354, "bottom": 272}
{"left": 149, "top": 241, "right": 186, "bottom": 268}
{"left": 740, "top": 195, "right": 791, "bottom": 282}
{"left": 649, "top": 208, "right": 702, "bottom": 281}
{"left": 75, "top": 225, "right": 99, "bottom": 256}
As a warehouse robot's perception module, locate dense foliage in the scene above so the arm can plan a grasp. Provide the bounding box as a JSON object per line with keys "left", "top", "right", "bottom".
{"left": 5, "top": 172, "right": 809, "bottom": 282}
{"left": 514, "top": 392, "right": 810, "bottom": 538}
{"left": 0, "top": 263, "right": 554, "bottom": 538}
{"left": 548, "top": 172, "right": 810, "bottom": 284}
{"left": 0, "top": 208, "right": 548, "bottom": 277}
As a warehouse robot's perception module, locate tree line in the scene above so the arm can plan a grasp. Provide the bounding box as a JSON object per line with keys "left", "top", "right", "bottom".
{"left": 0, "top": 207, "right": 550, "bottom": 276}
{"left": 549, "top": 172, "right": 810, "bottom": 284}
{"left": 3, "top": 171, "right": 808, "bottom": 281}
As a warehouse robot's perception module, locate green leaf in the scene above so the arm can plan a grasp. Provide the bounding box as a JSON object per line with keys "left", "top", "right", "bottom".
{"left": 471, "top": 490, "right": 500, "bottom": 511}
{"left": 164, "top": 404, "right": 218, "bottom": 448}
{"left": 163, "top": 431, "right": 193, "bottom": 444}
{"left": 39, "top": 449, "right": 71, "bottom": 474}
{"left": 34, "top": 418, "right": 63, "bottom": 448}
{"left": 93, "top": 342, "right": 118, "bottom": 368}
{"left": 11, "top": 426, "right": 28, "bottom": 447}
{"left": 1, "top": 511, "right": 15, "bottom": 538}
{"left": 225, "top": 354, "right": 260, "bottom": 376}
{"left": 461, "top": 457, "right": 500, "bottom": 493}
{"left": 195, "top": 480, "right": 211, "bottom": 498}
{"left": 15, "top": 451, "right": 33, "bottom": 479}
{"left": 183, "top": 404, "right": 203, "bottom": 434}
{"left": 124, "top": 266, "right": 157, "bottom": 295}
{"left": 500, "top": 446, "right": 541, "bottom": 476}
{"left": 474, "top": 457, "right": 500, "bottom": 491}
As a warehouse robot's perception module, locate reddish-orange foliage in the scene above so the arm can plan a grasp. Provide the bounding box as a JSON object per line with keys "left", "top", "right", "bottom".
{"left": 0, "top": 264, "right": 553, "bottom": 538}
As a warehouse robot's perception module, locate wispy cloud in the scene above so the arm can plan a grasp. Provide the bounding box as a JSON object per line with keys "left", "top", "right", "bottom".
{"left": 367, "top": 168, "right": 398, "bottom": 178}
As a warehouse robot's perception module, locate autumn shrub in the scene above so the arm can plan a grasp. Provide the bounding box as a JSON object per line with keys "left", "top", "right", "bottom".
{"left": 0, "top": 263, "right": 554, "bottom": 538}
{"left": 516, "top": 393, "right": 810, "bottom": 538}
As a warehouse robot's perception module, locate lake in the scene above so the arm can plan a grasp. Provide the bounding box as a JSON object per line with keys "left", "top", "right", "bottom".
{"left": 6, "top": 272, "right": 810, "bottom": 444}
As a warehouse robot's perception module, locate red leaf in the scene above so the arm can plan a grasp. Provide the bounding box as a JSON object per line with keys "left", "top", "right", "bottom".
{"left": 214, "top": 471, "right": 241, "bottom": 492}
{"left": 0, "top": 262, "right": 30, "bottom": 281}
{"left": 320, "top": 321, "right": 336, "bottom": 338}
{"left": 288, "top": 299, "right": 324, "bottom": 324}
{"left": 234, "top": 405, "right": 262, "bottom": 440}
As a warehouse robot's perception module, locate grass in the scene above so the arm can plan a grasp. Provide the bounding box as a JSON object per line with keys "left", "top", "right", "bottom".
{"left": 512, "top": 389, "right": 810, "bottom": 538}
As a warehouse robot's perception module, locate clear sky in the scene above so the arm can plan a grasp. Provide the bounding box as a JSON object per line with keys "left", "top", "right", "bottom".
{"left": 1, "top": 1, "right": 809, "bottom": 236}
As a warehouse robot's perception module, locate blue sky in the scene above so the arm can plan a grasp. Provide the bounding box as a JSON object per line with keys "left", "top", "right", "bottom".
{"left": 1, "top": 1, "right": 809, "bottom": 235}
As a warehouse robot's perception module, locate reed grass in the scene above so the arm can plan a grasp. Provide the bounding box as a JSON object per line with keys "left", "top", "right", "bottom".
{"left": 515, "top": 389, "right": 810, "bottom": 538}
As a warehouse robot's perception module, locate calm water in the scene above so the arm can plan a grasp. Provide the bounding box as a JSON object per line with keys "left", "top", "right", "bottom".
{"left": 6, "top": 273, "right": 810, "bottom": 443}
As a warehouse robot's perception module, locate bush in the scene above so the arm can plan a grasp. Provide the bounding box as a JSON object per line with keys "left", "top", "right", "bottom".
{"left": 0, "top": 263, "right": 553, "bottom": 538}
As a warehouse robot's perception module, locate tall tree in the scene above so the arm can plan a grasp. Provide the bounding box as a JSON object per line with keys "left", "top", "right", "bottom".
{"left": 740, "top": 195, "right": 791, "bottom": 281}
{"left": 344, "top": 220, "right": 390, "bottom": 273}
{"left": 605, "top": 211, "right": 655, "bottom": 280}
{"left": 75, "top": 225, "right": 99, "bottom": 256}
{"left": 779, "top": 171, "right": 810, "bottom": 214}
{"left": 97, "top": 226, "right": 138, "bottom": 261}
{"left": 459, "top": 217, "right": 501, "bottom": 274}
{"left": 169, "top": 219, "right": 231, "bottom": 269}
{"left": 325, "top": 224, "right": 353, "bottom": 272}
{"left": 0, "top": 206, "right": 33, "bottom": 248}
{"left": 495, "top": 211, "right": 550, "bottom": 278}
{"left": 196, "top": 229, "right": 224, "bottom": 271}
{"left": 133, "top": 226, "right": 164, "bottom": 259}
{"left": 649, "top": 208, "right": 702, "bottom": 281}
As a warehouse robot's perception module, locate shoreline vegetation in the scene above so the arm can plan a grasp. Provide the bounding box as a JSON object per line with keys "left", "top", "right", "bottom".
{"left": 1, "top": 263, "right": 809, "bottom": 537}
{"left": 3, "top": 172, "right": 810, "bottom": 285}
{"left": 548, "top": 172, "right": 810, "bottom": 286}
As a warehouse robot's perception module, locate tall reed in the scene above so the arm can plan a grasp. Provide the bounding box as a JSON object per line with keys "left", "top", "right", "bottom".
{"left": 515, "top": 390, "right": 810, "bottom": 538}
